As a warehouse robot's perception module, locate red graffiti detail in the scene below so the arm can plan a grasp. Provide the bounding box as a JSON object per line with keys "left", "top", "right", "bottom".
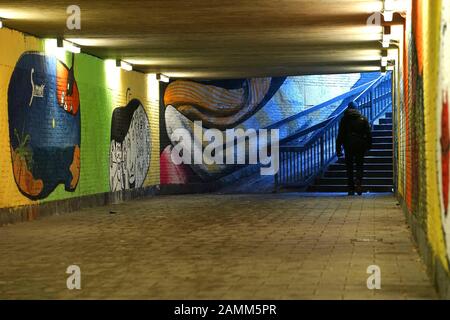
{"left": 441, "top": 91, "right": 450, "bottom": 216}
{"left": 160, "top": 145, "right": 193, "bottom": 184}
{"left": 56, "top": 61, "right": 79, "bottom": 115}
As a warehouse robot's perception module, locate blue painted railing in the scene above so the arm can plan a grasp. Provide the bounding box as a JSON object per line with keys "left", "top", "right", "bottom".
{"left": 274, "top": 72, "right": 392, "bottom": 189}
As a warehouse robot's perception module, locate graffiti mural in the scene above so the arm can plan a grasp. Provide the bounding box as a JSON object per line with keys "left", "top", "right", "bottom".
{"left": 7, "top": 52, "right": 81, "bottom": 200}
{"left": 400, "top": 0, "right": 427, "bottom": 225}
{"left": 110, "top": 94, "right": 151, "bottom": 191}
{"left": 438, "top": 0, "right": 450, "bottom": 259}
{"left": 160, "top": 74, "right": 367, "bottom": 185}
{"left": 160, "top": 78, "right": 286, "bottom": 184}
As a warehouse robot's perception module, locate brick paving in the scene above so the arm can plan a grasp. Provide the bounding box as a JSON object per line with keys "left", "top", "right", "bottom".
{"left": 0, "top": 193, "right": 437, "bottom": 299}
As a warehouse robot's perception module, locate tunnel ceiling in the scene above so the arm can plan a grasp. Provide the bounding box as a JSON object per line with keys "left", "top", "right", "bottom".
{"left": 0, "top": 0, "right": 395, "bottom": 79}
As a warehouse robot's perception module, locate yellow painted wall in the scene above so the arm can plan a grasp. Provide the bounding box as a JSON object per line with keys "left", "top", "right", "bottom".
{"left": 0, "top": 27, "right": 159, "bottom": 210}
{"left": 0, "top": 28, "right": 43, "bottom": 208}
{"left": 396, "top": 0, "right": 449, "bottom": 271}
{"left": 422, "top": 0, "right": 448, "bottom": 270}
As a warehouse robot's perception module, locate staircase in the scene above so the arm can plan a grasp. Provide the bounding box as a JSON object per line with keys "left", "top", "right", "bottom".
{"left": 307, "top": 110, "right": 393, "bottom": 193}
{"left": 275, "top": 73, "right": 393, "bottom": 193}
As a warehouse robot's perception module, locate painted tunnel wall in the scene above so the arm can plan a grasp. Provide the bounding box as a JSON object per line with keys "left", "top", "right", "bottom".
{"left": 0, "top": 27, "right": 160, "bottom": 212}
{"left": 159, "top": 73, "right": 373, "bottom": 185}
{"left": 395, "top": 0, "right": 450, "bottom": 296}
{"left": 0, "top": 26, "right": 377, "bottom": 214}
{"left": 0, "top": 26, "right": 375, "bottom": 214}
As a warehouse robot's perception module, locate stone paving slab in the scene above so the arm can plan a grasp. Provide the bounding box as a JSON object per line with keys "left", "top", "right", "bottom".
{"left": 0, "top": 193, "right": 437, "bottom": 299}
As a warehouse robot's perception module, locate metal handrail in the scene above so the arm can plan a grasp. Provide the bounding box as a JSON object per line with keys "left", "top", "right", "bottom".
{"left": 265, "top": 79, "right": 377, "bottom": 131}
{"left": 274, "top": 72, "right": 392, "bottom": 189}
{"left": 290, "top": 75, "right": 385, "bottom": 146}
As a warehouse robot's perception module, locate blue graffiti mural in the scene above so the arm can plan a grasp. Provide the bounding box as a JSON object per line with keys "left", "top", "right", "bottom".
{"left": 8, "top": 52, "right": 81, "bottom": 200}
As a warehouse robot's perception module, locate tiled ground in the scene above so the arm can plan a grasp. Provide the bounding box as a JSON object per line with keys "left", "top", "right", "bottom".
{"left": 0, "top": 193, "right": 437, "bottom": 299}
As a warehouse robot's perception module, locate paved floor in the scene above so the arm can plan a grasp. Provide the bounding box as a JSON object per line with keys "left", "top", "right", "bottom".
{"left": 0, "top": 193, "right": 437, "bottom": 299}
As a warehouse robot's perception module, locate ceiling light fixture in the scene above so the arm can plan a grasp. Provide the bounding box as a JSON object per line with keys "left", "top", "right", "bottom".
{"left": 381, "top": 49, "right": 389, "bottom": 67}
{"left": 387, "top": 59, "right": 396, "bottom": 67}
{"left": 156, "top": 73, "right": 170, "bottom": 83}
{"left": 57, "top": 38, "right": 81, "bottom": 54}
{"left": 383, "top": 10, "right": 393, "bottom": 22}
{"left": 383, "top": 0, "right": 409, "bottom": 22}
{"left": 384, "top": 0, "right": 396, "bottom": 11}
{"left": 383, "top": 0, "right": 395, "bottom": 22}
{"left": 116, "top": 60, "right": 133, "bottom": 71}
{"left": 382, "top": 25, "right": 391, "bottom": 48}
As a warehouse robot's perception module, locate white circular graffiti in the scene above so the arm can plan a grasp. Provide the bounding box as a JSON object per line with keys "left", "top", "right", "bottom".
{"left": 110, "top": 100, "right": 151, "bottom": 191}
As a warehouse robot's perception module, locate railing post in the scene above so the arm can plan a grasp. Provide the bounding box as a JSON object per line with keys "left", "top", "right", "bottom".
{"left": 320, "top": 136, "right": 324, "bottom": 168}
{"left": 274, "top": 172, "right": 278, "bottom": 192}
{"left": 370, "top": 88, "right": 374, "bottom": 122}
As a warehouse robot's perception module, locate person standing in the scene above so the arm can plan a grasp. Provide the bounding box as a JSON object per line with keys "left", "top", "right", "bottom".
{"left": 336, "top": 102, "right": 372, "bottom": 195}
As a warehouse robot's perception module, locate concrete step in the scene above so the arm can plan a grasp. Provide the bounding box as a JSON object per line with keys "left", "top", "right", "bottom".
{"left": 308, "top": 185, "right": 393, "bottom": 193}
{"left": 372, "top": 143, "right": 393, "bottom": 149}
{"left": 337, "top": 156, "right": 392, "bottom": 164}
{"left": 367, "top": 149, "right": 393, "bottom": 157}
{"left": 316, "top": 177, "right": 393, "bottom": 186}
{"left": 379, "top": 118, "right": 393, "bottom": 125}
{"left": 374, "top": 124, "right": 393, "bottom": 131}
{"left": 373, "top": 136, "right": 393, "bottom": 144}
{"left": 372, "top": 130, "right": 393, "bottom": 137}
{"left": 324, "top": 170, "right": 393, "bottom": 178}
{"left": 329, "top": 163, "right": 393, "bottom": 171}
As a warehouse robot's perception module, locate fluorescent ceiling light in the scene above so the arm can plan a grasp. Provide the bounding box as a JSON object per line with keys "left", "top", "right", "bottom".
{"left": 156, "top": 73, "right": 170, "bottom": 83}
{"left": 382, "top": 34, "right": 391, "bottom": 46}
{"left": 382, "top": 25, "right": 391, "bottom": 48}
{"left": 383, "top": 25, "right": 391, "bottom": 43}
{"left": 383, "top": 10, "right": 393, "bottom": 22}
{"left": 383, "top": 1, "right": 395, "bottom": 21}
{"left": 387, "top": 59, "right": 396, "bottom": 66}
{"left": 64, "top": 42, "right": 81, "bottom": 54}
{"left": 57, "top": 38, "right": 81, "bottom": 54}
{"left": 384, "top": 0, "right": 407, "bottom": 12}
{"left": 383, "top": 0, "right": 408, "bottom": 21}
{"left": 116, "top": 60, "right": 133, "bottom": 71}
{"left": 384, "top": 0, "right": 395, "bottom": 11}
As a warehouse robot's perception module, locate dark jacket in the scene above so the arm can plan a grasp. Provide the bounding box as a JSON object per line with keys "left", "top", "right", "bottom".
{"left": 336, "top": 108, "right": 372, "bottom": 154}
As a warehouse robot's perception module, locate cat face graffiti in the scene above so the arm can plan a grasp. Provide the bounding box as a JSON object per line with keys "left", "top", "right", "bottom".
{"left": 7, "top": 52, "right": 81, "bottom": 200}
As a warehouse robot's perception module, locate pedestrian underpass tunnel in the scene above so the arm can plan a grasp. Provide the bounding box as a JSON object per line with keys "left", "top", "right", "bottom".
{"left": 0, "top": 0, "right": 449, "bottom": 299}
